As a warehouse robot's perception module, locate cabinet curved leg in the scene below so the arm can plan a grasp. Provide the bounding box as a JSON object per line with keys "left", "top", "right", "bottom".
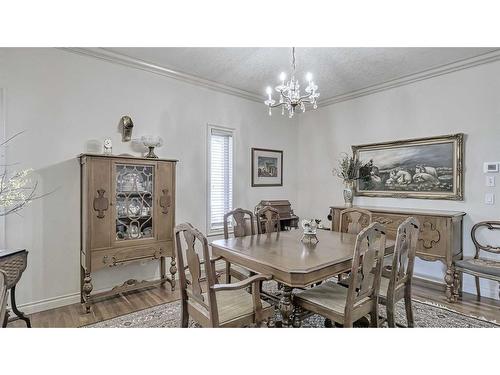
{"left": 82, "top": 273, "right": 93, "bottom": 313}
{"left": 445, "top": 266, "right": 454, "bottom": 302}
{"left": 169, "top": 257, "right": 177, "bottom": 291}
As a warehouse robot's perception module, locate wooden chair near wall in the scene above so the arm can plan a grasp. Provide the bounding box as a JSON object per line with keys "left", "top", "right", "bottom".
{"left": 294, "top": 222, "right": 387, "bottom": 327}
{"left": 337, "top": 208, "right": 373, "bottom": 281}
{"left": 0, "top": 270, "right": 7, "bottom": 328}
{"left": 175, "top": 223, "right": 273, "bottom": 327}
{"left": 455, "top": 221, "right": 500, "bottom": 300}
{"left": 256, "top": 206, "right": 280, "bottom": 234}
{"left": 338, "top": 207, "right": 372, "bottom": 234}
{"left": 379, "top": 217, "right": 419, "bottom": 328}
{"left": 223, "top": 208, "right": 256, "bottom": 283}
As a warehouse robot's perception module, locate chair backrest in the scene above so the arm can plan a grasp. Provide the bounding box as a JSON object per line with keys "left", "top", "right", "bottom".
{"left": 338, "top": 208, "right": 372, "bottom": 234}
{"left": 0, "top": 270, "right": 7, "bottom": 327}
{"left": 345, "top": 222, "right": 386, "bottom": 315}
{"left": 175, "top": 223, "right": 219, "bottom": 325}
{"left": 223, "top": 208, "right": 256, "bottom": 239}
{"left": 387, "top": 217, "right": 419, "bottom": 294}
{"left": 471, "top": 221, "right": 500, "bottom": 258}
{"left": 256, "top": 206, "right": 280, "bottom": 234}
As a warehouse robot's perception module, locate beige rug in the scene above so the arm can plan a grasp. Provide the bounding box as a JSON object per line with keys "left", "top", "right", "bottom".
{"left": 85, "top": 295, "right": 498, "bottom": 328}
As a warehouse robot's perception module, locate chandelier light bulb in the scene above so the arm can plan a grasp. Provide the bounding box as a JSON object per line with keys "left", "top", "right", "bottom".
{"left": 279, "top": 72, "right": 286, "bottom": 82}
{"left": 306, "top": 72, "right": 313, "bottom": 82}
{"left": 266, "top": 86, "right": 272, "bottom": 98}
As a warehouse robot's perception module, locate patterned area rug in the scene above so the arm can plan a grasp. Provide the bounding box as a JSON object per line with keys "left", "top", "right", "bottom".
{"left": 86, "top": 284, "right": 498, "bottom": 328}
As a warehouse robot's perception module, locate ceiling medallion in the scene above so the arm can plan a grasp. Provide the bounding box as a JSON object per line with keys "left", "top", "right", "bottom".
{"left": 265, "top": 47, "right": 320, "bottom": 118}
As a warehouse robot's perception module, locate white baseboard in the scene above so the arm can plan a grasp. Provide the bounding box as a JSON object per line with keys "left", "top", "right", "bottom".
{"left": 16, "top": 292, "right": 81, "bottom": 315}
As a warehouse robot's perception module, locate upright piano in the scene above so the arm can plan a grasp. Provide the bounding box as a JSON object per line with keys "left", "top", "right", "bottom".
{"left": 254, "top": 200, "right": 299, "bottom": 231}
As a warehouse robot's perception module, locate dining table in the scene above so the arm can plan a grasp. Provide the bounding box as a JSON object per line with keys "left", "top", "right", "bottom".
{"left": 210, "top": 229, "right": 394, "bottom": 327}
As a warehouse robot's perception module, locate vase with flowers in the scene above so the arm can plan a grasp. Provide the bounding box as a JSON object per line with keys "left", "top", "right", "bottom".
{"left": 332, "top": 153, "right": 366, "bottom": 207}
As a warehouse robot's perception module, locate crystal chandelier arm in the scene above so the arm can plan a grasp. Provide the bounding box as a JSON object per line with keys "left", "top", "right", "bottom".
{"left": 268, "top": 101, "right": 287, "bottom": 108}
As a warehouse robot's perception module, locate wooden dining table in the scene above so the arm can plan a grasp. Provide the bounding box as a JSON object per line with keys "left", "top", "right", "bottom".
{"left": 211, "top": 229, "right": 394, "bottom": 327}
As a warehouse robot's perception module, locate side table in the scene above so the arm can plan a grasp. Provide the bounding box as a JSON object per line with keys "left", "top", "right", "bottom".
{"left": 0, "top": 249, "right": 31, "bottom": 328}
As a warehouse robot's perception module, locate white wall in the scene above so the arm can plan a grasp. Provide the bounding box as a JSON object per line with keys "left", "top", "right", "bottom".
{"left": 0, "top": 48, "right": 298, "bottom": 312}
{"left": 296, "top": 60, "right": 500, "bottom": 299}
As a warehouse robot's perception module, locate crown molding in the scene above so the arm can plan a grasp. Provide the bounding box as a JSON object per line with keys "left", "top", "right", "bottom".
{"left": 61, "top": 47, "right": 263, "bottom": 103}
{"left": 61, "top": 48, "right": 500, "bottom": 109}
{"left": 318, "top": 49, "right": 500, "bottom": 108}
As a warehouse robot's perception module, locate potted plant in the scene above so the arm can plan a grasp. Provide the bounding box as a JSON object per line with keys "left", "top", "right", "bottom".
{"left": 332, "top": 153, "right": 368, "bottom": 207}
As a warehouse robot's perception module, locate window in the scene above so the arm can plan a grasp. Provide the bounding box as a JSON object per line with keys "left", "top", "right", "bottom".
{"left": 208, "top": 126, "right": 233, "bottom": 233}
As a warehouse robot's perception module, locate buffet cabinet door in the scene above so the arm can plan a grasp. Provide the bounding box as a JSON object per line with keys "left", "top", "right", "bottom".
{"left": 89, "top": 157, "right": 112, "bottom": 250}
{"left": 156, "top": 161, "right": 175, "bottom": 242}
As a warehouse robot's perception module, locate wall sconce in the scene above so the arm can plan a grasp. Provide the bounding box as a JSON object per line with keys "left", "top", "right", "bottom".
{"left": 119, "top": 115, "right": 134, "bottom": 142}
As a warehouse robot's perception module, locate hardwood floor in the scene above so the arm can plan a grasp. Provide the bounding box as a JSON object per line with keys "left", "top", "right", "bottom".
{"left": 7, "top": 282, "right": 499, "bottom": 328}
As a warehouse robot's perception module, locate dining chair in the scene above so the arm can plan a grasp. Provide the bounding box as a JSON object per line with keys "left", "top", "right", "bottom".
{"left": 223, "top": 208, "right": 256, "bottom": 283}
{"left": 455, "top": 221, "right": 500, "bottom": 300}
{"left": 338, "top": 207, "right": 372, "bottom": 234}
{"left": 379, "top": 217, "right": 419, "bottom": 328}
{"left": 175, "top": 223, "right": 273, "bottom": 327}
{"left": 256, "top": 206, "right": 280, "bottom": 234}
{"left": 0, "top": 270, "right": 8, "bottom": 327}
{"left": 337, "top": 208, "right": 373, "bottom": 281}
{"left": 294, "top": 222, "right": 387, "bottom": 327}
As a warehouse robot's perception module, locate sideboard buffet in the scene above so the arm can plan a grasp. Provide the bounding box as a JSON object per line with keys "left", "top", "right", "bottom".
{"left": 79, "top": 154, "right": 177, "bottom": 312}
{"left": 329, "top": 205, "right": 466, "bottom": 302}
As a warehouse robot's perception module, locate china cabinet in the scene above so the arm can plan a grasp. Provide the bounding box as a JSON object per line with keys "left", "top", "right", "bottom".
{"left": 79, "top": 154, "right": 177, "bottom": 312}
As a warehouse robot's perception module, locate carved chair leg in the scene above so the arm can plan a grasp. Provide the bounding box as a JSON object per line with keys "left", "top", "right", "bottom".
{"left": 475, "top": 276, "right": 481, "bottom": 300}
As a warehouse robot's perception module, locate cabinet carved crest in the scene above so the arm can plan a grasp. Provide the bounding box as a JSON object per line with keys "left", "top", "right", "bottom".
{"left": 419, "top": 221, "right": 441, "bottom": 249}
{"left": 93, "top": 189, "right": 109, "bottom": 219}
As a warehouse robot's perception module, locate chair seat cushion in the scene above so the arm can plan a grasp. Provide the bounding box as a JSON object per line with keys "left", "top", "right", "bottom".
{"left": 295, "top": 281, "right": 369, "bottom": 315}
{"left": 203, "top": 289, "right": 272, "bottom": 325}
{"left": 455, "top": 258, "right": 500, "bottom": 278}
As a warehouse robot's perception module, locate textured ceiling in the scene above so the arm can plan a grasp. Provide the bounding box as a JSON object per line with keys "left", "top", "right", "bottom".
{"left": 108, "top": 47, "right": 496, "bottom": 101}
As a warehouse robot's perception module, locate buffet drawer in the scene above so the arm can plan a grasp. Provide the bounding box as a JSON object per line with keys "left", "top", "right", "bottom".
{"left": 91, "top": 241, "right": 173, "bottom": 271}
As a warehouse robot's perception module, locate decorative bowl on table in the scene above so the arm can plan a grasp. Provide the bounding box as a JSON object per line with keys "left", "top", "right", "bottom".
{"left": 301, "top": 219, "right": 319, "bottom": 244}
{"left": 141, "top": 135, "right": 163, "bottom": 159}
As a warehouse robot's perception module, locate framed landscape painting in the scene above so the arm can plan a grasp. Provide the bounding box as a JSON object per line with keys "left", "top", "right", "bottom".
{"left": 251, "top": 148, "right": 283, "bottom": 187}
{"left": 352, "top": 133, "right": 464, "bottom": 200}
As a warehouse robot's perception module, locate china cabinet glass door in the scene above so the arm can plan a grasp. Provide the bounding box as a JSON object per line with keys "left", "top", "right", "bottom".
{"left": 115, "top": 163, "right": 155, "bottom": 241}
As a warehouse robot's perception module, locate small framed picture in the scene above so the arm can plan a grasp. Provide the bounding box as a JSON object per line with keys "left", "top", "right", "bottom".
{"left": 251, "top": 148, "right": 283, "bottom": 187}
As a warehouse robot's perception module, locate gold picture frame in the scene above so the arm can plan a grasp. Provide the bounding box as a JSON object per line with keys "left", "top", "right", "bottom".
{"left": 352, "top": 133, "right": 464, "bottom": 200}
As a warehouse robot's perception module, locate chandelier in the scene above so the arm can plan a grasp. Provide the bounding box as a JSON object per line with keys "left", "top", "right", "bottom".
{"left": 265, "top": 47, "right": 320, "bottom": 118}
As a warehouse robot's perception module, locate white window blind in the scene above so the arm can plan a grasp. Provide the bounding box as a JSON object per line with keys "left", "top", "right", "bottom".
{"left": 208, "top": 127, "right": 233, "bottom": 232}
